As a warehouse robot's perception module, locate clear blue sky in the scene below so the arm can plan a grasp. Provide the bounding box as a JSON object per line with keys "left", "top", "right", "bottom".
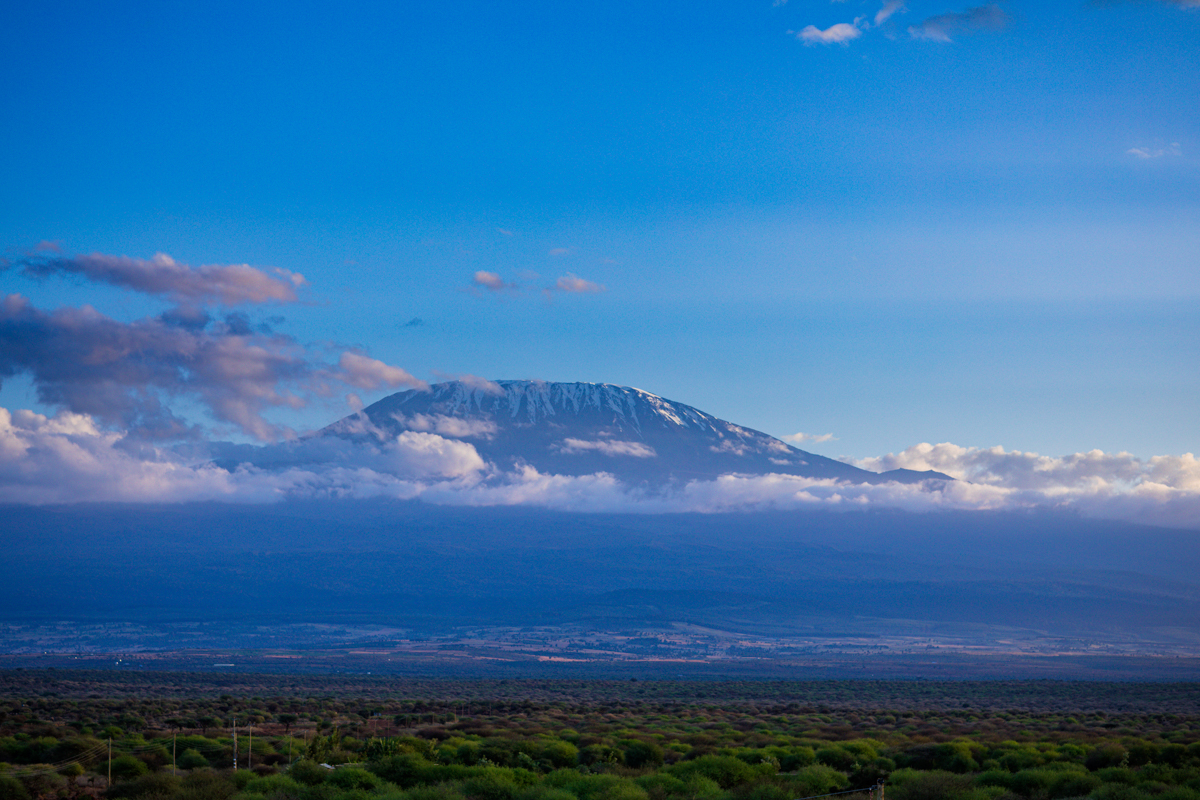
{"left": 2, "top": 0, "right": 1197, "bottom": 461}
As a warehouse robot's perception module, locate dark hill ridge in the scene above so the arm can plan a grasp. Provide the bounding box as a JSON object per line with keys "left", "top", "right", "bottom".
{"left": 323, "top": 379, "right": 951, "bottom": 485}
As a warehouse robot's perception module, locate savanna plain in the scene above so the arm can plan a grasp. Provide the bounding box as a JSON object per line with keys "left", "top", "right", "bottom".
{"left": 3, "top": 671, "right": 1200, "bottom": 800}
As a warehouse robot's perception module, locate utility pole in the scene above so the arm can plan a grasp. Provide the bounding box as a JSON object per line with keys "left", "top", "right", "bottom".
{"left": 232, "top": 720, "right": 238, "bottom": 771}
{"left": 172, "top": 733, "right": 177, "bottom": 777}
{"left": 248, "top": 727, "right": 253, "bottom": 770}
{"left": 107, "top": 739, "right": 112, "bottom": 787}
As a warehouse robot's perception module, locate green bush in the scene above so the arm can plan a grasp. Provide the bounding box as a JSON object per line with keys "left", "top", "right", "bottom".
{"left": 782, "top": 765, "right": 848, "bottom": 798}
{"left": 107, "top": 773, "right": 181, "bottom": 799}
{"left": 177, "top": 769, "right": 237, "bottom": 800}
{"left": 625, "top": 743, "right": 665, "bottom": 770}
{"left": 179, "top": 749, "right": 211, "bottom": 770}
{"left": 328, "top": 767, "right": 382, "bottom": 791}
{"left": 290, "top": 759, "right": 331, "bottom": 786}
{"left": 0, "top": 774, "right": 29, "bottom": 800}
{"left": 887, "top": 769, "right": 973, "bottom": 800}
{"left": 110, "top": 755, "right": 150, "bottom": 781}
{"left": 464, "top": 768, "right": 518, "bottom": 800}
{"left": 668, "top": 756, "right": 755, "bottom": 789}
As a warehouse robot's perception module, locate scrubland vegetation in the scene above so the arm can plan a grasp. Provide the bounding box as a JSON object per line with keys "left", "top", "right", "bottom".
{"left": 2, "top": 672, "right": 1200, "bottom": 800}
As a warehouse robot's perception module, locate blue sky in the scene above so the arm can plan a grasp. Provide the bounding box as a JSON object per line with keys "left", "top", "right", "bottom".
{"left": 1, "top": 0, "right": 1198, "bottom": 463}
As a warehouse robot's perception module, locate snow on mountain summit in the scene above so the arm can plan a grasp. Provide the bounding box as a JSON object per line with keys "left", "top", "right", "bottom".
{"left": 322, "top": 380, "right": 950, "bottom": 486}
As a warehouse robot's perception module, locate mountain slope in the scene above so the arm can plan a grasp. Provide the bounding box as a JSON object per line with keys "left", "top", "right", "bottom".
{"left": 322, "top": 380, "right": 949, "bottom": 485}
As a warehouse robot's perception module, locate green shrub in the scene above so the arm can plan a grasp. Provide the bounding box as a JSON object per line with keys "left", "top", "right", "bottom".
{"left": 290, "top": 760, "right": 331, "bottom": 786}
{"left": 464, "top": 769, "right": 518, "bottom": 800}
{"left": 107, "top": 773, "right": 181, "bottom": 799}
{"left": 668, "top": 757, "right": 755, "bottom": 789}
{"left": 177, "top": 769, "right": 237, "bottom": 800}
{"left": 328, "top": 768, "right": 382, "bottom": 791}
{"left": 625, "top": 743, "right": 665, "bottom": 770}
{"left": 781, "top": 765, "right": 848, "bottom": 798}
{"left": 110, "top": 755, "right": 150, "bottom": 781}
{"left": 178, "top": 749, "right": 210, "bottom": 770}
{"left": 887, "top": 769, "right": 973, "bottom": 800}
{"left": 0, "top": 774, "right": 29, "bottom": 800}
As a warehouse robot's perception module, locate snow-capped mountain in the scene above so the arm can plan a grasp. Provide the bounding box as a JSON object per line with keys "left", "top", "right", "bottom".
{"left": 321, "top": 379, "right": 950, "bottom": 486}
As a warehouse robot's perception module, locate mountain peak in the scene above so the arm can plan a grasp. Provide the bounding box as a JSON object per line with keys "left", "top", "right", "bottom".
{"left": 323, "top": 379, "right": 951, "bottom": 486}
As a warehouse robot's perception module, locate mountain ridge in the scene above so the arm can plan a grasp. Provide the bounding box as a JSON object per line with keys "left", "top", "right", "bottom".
{"left": 322, "top": 379, "right": 951, "bottom": 486}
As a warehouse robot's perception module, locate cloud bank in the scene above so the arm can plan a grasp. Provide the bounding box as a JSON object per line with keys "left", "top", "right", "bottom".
{"left": 0, "top": 249, "right": 423, "bottom": 442}
{"left": 4, "top": 405, "right": 1198, "bottom": 528}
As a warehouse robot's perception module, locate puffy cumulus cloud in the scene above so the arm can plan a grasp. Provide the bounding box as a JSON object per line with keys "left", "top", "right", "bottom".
{"left": 557, "top": 438, "right": 657, "bottom": 458}
{"left": 0, "top": 406, "right": 252, "bottom": 504}
{"left": 852, "top": 442, "right": 1148, "bottom": 490}
{"left": 784, "top": 431, "right": 837, "bottom": 444}
{"left": 0, "top": 294, "right": 419, "bottom": 442}
{"left": 15, "top": 251, "right": 306, "bottom": 306}
{"left": 908, "top": 4, "right": 1007, "bottom": 41}
{"left": 472, "top": 270, "right": 513, "bottom": 291}
{"left": 796, "top": 22, "right": 863, "bottom": 44}
{"left": 388, "top": 431, "right": 488, "bottom": 479}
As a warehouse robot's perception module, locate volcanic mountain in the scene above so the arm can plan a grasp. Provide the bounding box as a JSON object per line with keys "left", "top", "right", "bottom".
{"left": 322, "top": 380, "right": 950, "bottom": 486}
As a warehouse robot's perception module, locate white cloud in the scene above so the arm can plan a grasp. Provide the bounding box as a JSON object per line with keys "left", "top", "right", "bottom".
{"left": 15, "top": 251, "right": 306, "bottom": 306}
{"left": 388, "top": 431, "right": 488, "bottom": 479}
{"left": 556, "top": 438, "right": 657, "bottom": 458}
{"left": 796, "top": 22, "right": 863, "bottom": 44}
{"left": 391, "top": 412, "right": 499, "bottom": 440}
{"left": 4, "top": 408, "right": 1200, "bottom": 529}
{"left": 472, "top": 270, "right": 512, "bottom": 291}
{"left": 337, "top": 352, "right": 428, "bottom": 392}
{"left": 875, "top": 0, "right": 906, "bottom": 25}
{"left": 551, "top": 274, "right": 606, "bottom": 294}
{"left": 434, "top": 374, "right": 504, "bottom": 395}
{"left": 1128, "top": 143, "right": 1182, "bottom": 159}
{"left": 784, "top": 432, "right": 837, "bottom": 444}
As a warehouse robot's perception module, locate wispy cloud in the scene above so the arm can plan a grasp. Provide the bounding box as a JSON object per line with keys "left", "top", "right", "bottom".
{"left": 795, "top": 22, "right": 863, "bottom": 44}
{"left": 556, "top": 438, "right": 657, "bottom": 458}
{"left": 908, "top": 4, "right": 1007, "bottom": 42}
{"left": 430, "top": 372, "right": 506, "bottom": 395}
{"left": 875, "top": 0, "right": 906, "bottom": 25}
{"left": 336, "top": 352, "right": 427, "bottom": 393}
{"left": 13, "top": 251, "right": 306, "bottom": 306}
{"left": 1128, "top": 143, "right": 1182, "bottom": 159}
{"left": 551, "top": 274, "right": 606, "bottom": 294}
{"left": 784, "top": 432, "right": 837, "bottom": 444}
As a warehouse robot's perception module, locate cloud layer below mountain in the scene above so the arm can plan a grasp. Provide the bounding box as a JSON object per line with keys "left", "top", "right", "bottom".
{"left": 3, "top": 405, "right": 1198, "bottom": 528}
